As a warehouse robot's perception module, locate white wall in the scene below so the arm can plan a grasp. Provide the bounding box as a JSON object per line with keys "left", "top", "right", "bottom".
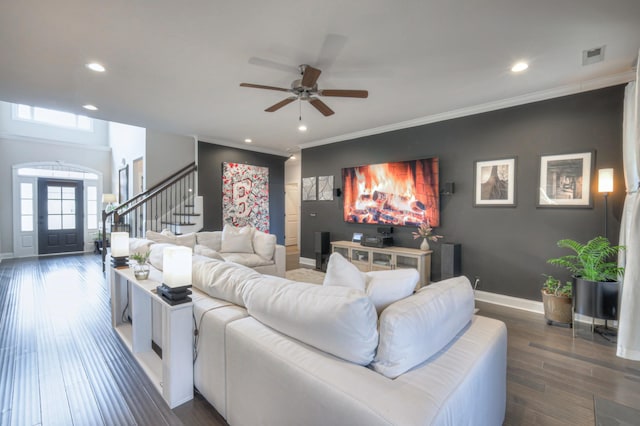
{"left": 108, "top": 122, "right": 146, "bottom": 199}
{"left": 145, "top": 130, "right": 195, "bottom": 187}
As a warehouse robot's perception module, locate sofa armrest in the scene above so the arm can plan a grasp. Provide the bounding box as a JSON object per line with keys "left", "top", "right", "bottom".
{"left": 274, "top": 245, "right": 286, "bottom": 278}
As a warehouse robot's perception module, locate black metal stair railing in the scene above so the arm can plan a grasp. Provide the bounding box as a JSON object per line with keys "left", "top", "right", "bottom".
{"left": 102, "top": 162, "right": 198, "bottom": 270}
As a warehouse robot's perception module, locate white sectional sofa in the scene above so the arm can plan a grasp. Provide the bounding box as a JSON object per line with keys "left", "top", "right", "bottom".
{"left": 187, "top": 254, "right": 507, "bottom": 425}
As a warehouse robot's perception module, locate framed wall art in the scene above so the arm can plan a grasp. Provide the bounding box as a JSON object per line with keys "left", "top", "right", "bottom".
{"left": 302, "top": 177, "right": 317, "bottom": 201}
{"left": 473, "top": 157, "right": 516, "bottom": 207}
{"left": 537, "top": 151, "right": 593, "bottom": 208}
{"left": 118, "top": 165, "right": 129, "bottom": 203}
{"left": 318, "top": 175, "right": 334, "bottom": 200}
{"left": 222, "top": 162, "right": 270, "bottom": 231}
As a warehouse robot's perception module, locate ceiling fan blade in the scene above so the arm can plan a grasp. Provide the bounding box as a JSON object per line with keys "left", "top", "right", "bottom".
{"left": 309, "top": 98, "right": 334, "bottom": 116}
{"left": 265, "top": 97, "right": 297, "bottom": 112}
{"left": 319, "top": 89, "right": 368, "bottom": 98}
{"left": 301, "top": 65, "right": 322, "bottom": 87}
{"left": 240, "top": 83, "right": 290, "bottom": 92}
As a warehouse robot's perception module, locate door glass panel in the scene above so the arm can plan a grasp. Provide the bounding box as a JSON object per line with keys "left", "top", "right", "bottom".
{"left": 62, "top": 215, "right": 75, "bottom": 229}
{"left": 48, "top": 216, "right": 62, "bottom": 230}
{"left": 22, "top": 215, "right": 33, "bottom": 232}
{"left": 48, "top": 200, "right": 62, "bottom": 214}
{"left": 48, "top": 187, "right": 62, "bottom": 199}
{"left": 62, "top": 187, "right": 75, "bottom": 198}
{"left": 21, "top": 200, "right": 33, "bottom": 215}
{"left": 62, "top": 200, "right": 75, "bottom": 214}
{"left": 21, "top": 183, "right": 33, "bottom": 198}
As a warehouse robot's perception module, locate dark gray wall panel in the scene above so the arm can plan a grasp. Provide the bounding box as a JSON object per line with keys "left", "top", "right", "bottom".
{"left": 301, "top": 86, "right": 625, "bottom": 300}
{"left": 197, "top": 142, "right": 287, "bottom": 245}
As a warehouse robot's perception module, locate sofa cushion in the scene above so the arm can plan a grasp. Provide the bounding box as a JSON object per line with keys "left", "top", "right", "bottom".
{"left": 146, "top": 230, "right": 196, "bottom": 248}
{"left": 222, "top": 253, "right": 274, "bottom": 267}
{"left": 147, "top": 243, "right": 176, "bottom": 271}
{"left": 221, "top": 225, "right": 254, "bottom": 253}
{"left": 194, "top": 244, "right": 225, "bottom": 261}
{"left": 196, "top": 231, "right": 222, "bottom": 251}
{"left": 129, "top": 238, "right": 154, "bottom": 256}
{"left": 322, "top": 252, "right": 367, "bottom": 291}
{"left": 243, "top": 276, "right": 378, "bottom": 365}
{"left": 252, "top": 229, "right": 276, "bottom": 260}
{"left": 365, "top": 269, "right": 419, "bottom": 315}
{"left": 192, "top": 256, "right": 263, "bottom": 307}
{"left": 371, "top": 276, "right": 475, "bottom": 378}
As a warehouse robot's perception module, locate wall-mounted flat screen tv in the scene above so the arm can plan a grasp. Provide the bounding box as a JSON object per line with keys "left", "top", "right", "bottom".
{"left": 342, "top": 158, "right": 439, "bottom": 227}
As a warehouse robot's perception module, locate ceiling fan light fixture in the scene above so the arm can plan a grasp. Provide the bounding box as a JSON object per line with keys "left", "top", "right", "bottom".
{"left": 298, "top": 123, "right": 307, "bottom": 132}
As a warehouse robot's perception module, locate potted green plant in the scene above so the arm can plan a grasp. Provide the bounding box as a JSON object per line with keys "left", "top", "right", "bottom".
{"left": 541, "top": 275, "right": 572, "bottom": 325}
{"left": 547, "top": 236, "right": 624, "bottom": 321}
{"left": 130, "top": 250, "right": 151, "bottom": 280}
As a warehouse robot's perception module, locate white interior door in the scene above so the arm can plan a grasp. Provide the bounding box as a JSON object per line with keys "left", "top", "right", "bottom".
{"left": 285, "top": 183, "right": 299, "bottom": 246}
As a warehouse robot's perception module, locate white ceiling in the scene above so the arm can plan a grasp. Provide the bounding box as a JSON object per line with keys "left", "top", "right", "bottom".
{"left": 0, "top": 0, "right": 638, "bottom": 156}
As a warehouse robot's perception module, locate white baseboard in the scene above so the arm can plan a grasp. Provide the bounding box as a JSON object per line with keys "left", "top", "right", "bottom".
{"left": 299, "top": 257, "right": 315, "bottom": 267}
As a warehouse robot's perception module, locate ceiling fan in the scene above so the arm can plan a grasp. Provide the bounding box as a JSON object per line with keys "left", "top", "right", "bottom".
{"left": 240, "top": 64, "right": 368, "bottom": 117}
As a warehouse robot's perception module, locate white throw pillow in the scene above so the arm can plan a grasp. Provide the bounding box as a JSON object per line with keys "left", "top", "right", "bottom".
{"left": 371, "top": 276, "right": 475, "bottom": 379}
{"left": 129, "top": 238, "right": 154, "bottom": 256}
{"left": 252, "top": 229, "right": 276, "bottom": 260}
{"left": 243, "top": 276, "right": 379, "bottom": 365}
{"left": 365, "top": 269, "right": 419, "bottom": 315}
{"left": 322, "top": 252, "right": 367, "bottom": 291}
{"left": 194, "top": 244, "right": 225, "bottom": 261}
{"left": 192, "top": 256, "right": 263, "bottom": 307}
{"left": 220, "top": 225, "right": 255, "bottom": 253}
{"left": 196, "top": 231, "right": 222, "bottom": 251}
{"left": 146, "top": 230, "right": 176, "bottom": 245}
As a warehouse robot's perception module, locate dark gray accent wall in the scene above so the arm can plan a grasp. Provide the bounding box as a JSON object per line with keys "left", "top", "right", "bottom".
{"left": 197, "top": 142, "right": 287, "bottom": 245}
{"left": 301, "top": 86, "right": 625, "bottom": 300}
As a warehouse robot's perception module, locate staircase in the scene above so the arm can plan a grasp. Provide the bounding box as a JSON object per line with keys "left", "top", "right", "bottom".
{"left": 102, "top": 162, "right": 201, "bottom": 269}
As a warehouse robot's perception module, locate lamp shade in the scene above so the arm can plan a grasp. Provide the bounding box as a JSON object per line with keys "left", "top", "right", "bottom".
{"left": 111, "top": 232, "right": 130, "bottom": 257}
{"left": 598, "top": 168, "right": 614, "bottom": 193}
{"left": 163, "top": 246, "right": 192, "bottom": 288}
{"left": 102, "top": 193, "right": 117, "bottom": 204}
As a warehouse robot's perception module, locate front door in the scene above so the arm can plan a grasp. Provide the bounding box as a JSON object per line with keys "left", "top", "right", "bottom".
{"left": 37, "top": 179, "right": 84, "bottom": 254}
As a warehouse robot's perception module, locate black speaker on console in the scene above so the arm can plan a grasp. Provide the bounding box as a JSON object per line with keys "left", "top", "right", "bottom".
{"left": 315, "top": 231, "right": 331, "bottom": 271}
{"left": 441, "top": 243, "right": 461, "bottom": 279}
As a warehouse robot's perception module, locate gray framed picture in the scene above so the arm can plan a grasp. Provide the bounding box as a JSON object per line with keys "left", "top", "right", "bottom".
{"left": 302, "top": 177, "right": 316, "bottom": 201}
{"left": 537, "top": 151, "right": 594, "bottom": 208}
{"left": 318, "top": 175, "right": 334, "bottom": 200}
{"left": 473, "top": 157, "right": 516, "bottom": 207}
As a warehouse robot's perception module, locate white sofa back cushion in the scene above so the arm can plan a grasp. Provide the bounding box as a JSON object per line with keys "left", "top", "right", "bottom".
{"left": 196, "top": 231, "right": 222, "bottom": 251}
{"left": 129, "top": 238, "right": 155, "bottom": 256}
{"left": 322, "top": 252, "right": 367, "bottom": 291}
{"left": 194, "top": 244, "right": 225, "bottom": 261}
{"left": 192, "top": 256, "right": 262, "bottom": 307}
{"left": 148, "top": 243, "right": 177, "bottom": 271}
{"left": 252, "top": 229, "right": 276, "bottom": 260}
{"left": 364, "top": 269, "right": 419, "bottom": 315}
{"left": 146, "top": 230, "right": 196, "bottom": 248}
{"left": 221, "top": 225, "right": 254, "bottom": 253}
{"left": 244, "top": 276, "right": 378, "bottom": 365}
{"left": 372, "top": 276, "right": 475, "bottom": 378}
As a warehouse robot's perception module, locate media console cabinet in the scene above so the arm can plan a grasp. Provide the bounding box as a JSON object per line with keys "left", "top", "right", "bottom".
{"left": 110, "top": 266, "right": 193, "bottom": 408}
{"left": 331, "top": 241, "right": 431, "bottom": 289}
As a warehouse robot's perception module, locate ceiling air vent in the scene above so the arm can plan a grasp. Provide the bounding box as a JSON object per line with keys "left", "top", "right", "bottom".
{"left": 582, "top": 46, "right": 606, "bottom": 66}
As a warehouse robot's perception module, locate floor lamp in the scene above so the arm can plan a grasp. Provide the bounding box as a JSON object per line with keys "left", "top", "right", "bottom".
{"left": 598, "top": 168, "right": 613, "bottom": 239}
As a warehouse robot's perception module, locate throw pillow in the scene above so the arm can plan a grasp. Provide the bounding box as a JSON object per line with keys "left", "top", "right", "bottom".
{"left": 147, "top": 243, "right": 176, "bottom": 271}
{"left": 146, "top": 230, "right": 176, "bottom": 245}
{"left": 322, "top": 252, "right": 367, "bottom": 291}
{"left": 365, "top": 269, "right": 419, "bottom": 315}
{"left": 371, "top": 276, "right": 475, "bottom": 379}
{"left": 220, "top": 224, "right": 254, "bottom": 253}
{"left": 196, "top": 231, "right": 222, "bottom": 251}
{"left": 252, "top": 229, "right": 276, "bottom": 260}
{"left": 194, "top": 244, "right": 225, "bottom": 260}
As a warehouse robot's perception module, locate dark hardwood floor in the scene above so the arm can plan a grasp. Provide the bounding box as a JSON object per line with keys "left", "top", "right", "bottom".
{"left": 1, "top": 252, "right": 639, "bottom": 425}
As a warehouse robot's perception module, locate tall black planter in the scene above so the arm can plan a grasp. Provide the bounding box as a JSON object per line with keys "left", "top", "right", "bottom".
{"left": 572, "top": 277, "right": 619, "bottom": 321}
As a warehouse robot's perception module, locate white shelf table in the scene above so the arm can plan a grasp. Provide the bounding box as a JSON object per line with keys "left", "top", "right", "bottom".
{"left": 110, "top": 266, "right": 193, "bottom": 408}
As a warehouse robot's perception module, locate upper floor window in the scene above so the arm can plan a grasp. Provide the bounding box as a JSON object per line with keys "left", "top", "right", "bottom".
{"left": 13, "top": 104, "right": 93, "bottom": 131}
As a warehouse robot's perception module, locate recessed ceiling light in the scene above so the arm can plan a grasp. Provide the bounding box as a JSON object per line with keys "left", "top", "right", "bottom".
{"left": 511, "top": 62, "right": 529, "bottom": 73}
{"left": 244, "top": 138, "right": 252, "bottom": 143}
{"left": 83, "top": 104, "right": 98, "bottom": 111}
{"left": 298, "top": 124, "right": 307, "bottom": 132}
{"left": 86, "top": 62, "right": 105, "bottom": 72}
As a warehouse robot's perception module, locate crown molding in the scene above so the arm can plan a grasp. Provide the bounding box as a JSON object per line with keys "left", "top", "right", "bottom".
{"left": 299, "top": 71, "right": 636, "bottom": 150}
{"left": 0, "top": 133, "right": 111, "bottom": 151}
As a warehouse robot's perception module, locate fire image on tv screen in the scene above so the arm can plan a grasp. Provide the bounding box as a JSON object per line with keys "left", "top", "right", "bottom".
{"left": 342, "top": 158, "right": 439, "bottom": 227}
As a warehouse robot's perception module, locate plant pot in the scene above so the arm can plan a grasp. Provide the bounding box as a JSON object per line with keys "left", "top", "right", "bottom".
{"left": 133, "top": 263, "right": 150, "bottom": 280}
{"left": 572, "top": 277, "right": 619, "bottom": 320}
{"left": 541, "top": 290, "right": 572, "bottom": 325}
